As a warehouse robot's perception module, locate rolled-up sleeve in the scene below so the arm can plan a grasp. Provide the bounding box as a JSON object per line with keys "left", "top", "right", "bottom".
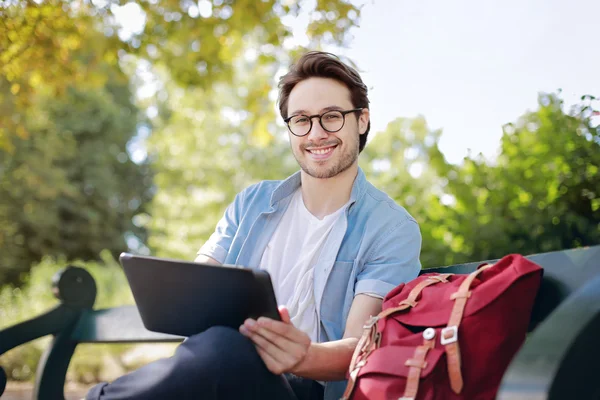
{"left": 355, "top": 219, "right": 422, "bottom": 298}
{"left": 196, "top": 191, "right": 244, "bottom": 263}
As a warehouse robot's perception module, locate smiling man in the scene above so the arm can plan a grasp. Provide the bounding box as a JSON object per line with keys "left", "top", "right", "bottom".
{"left": 87, "top": 52, "right": 422, "bottom": 400}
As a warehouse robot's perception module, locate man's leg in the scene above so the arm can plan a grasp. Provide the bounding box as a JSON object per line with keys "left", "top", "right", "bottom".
{"left": 86, "top": 326, "right": 298, "bottom": 400}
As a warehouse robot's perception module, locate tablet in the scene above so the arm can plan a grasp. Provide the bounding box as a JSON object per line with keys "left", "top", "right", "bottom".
{"left": 119, "top": 253, "right": 281, "bottom": 337}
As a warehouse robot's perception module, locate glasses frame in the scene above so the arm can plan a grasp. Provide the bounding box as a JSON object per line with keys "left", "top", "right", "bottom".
{"left": 284, "top": 108, "right": 364, "bottom": 137}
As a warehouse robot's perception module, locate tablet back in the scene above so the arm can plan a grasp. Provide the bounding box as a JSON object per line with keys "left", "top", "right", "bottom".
{"left": 119, "top": 253, "right": 280, "bottom": 337}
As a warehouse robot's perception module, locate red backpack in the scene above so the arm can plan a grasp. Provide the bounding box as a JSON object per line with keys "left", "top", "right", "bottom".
{"left": 342, "top": 254, "right": 543, "bottom": 400}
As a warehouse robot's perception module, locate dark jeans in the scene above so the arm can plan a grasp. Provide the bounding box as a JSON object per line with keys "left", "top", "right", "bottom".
{"left": 86, "top": 326, "right": 324, "bottom": 400}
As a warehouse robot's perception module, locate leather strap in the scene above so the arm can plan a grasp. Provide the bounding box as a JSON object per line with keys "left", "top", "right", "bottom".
{"left": 444, "top": 264, "right": 493, "bottom": 394}
{"left": 379, "top": 273, "right": 452, "bottom": 320}
{"left": 402, "top": 338, "right": 435, "bottom": 400}
{"left": 342, "top": 315, "right": 386, "bottom": 400}
{"left": 341, "top": 274, "right": 452, "bottom": 400}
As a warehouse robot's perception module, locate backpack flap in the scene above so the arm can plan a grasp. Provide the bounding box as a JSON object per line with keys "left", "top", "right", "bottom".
{"left": 383, "top": 255, "right": 542, "bottom": 329}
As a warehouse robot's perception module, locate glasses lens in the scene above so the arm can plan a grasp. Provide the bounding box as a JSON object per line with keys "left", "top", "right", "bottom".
{"left": 289, "top": 115, "right": 311, "bottom": 136}
{"left": 321, "top": 111, "right": 344, "bottom": 132}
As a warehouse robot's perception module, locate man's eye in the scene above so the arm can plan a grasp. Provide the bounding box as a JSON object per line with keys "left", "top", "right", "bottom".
{"left": 293, "top": 117, "right": 309, "bottom": 124}
{"left": 325, "top": 113, "right": 342, "bottom": 120}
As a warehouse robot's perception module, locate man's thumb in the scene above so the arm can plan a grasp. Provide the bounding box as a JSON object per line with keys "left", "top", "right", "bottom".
{"left": 278, "top": 305, "right": 291, "bottom": 323}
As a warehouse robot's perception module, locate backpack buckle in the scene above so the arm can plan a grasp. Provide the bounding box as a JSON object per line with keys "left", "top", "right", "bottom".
{"left": 440, "top": 326, "right": 458, "bottom": 345}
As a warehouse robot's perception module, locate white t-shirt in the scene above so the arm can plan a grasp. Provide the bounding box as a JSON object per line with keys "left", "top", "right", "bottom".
{"left": 259, "top": 188, "right": 346, "bottom": 342}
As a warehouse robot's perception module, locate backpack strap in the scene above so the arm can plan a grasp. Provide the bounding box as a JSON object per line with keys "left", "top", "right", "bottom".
{"left": 380, "top": 273, "right": 452, "bottom": 319}
{"left": 341, "top": 274, "right": 452, "bottom": 400}
{"left": 401, "top": 331, "right": 436, "bottom": 400}
{"left": 443, "top": 264, "right": 493, "bottom": 394}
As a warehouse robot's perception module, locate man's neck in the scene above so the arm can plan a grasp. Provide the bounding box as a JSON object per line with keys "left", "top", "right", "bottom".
{"left": 300, "top": 163, "right": 358, "bottom": 220}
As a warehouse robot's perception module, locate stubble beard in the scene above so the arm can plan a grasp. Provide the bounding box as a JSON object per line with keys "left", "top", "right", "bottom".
{"left": 293, "top": 133, "right": 360, "bottom": 179}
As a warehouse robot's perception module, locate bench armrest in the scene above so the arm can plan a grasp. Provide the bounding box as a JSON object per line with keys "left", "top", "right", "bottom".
{"left": 0, "top": 305, "right": 79, "bottom": 356}
{"left": 497, "top": 273, "right": 600, "bottom": 400}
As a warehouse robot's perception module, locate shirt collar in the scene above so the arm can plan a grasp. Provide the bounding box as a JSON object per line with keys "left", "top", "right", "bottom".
{"left": 270, "top": 167, "right": 367, "bottom": 208}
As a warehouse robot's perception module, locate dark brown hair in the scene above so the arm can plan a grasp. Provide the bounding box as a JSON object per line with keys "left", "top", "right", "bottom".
{"left": 277, "top": 51, "right": 371, "bottom": 152}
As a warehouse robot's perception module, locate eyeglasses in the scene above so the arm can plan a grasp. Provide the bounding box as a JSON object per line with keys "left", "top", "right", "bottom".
{"left": 283, "top": 108, "right": 363, "bottom": 137}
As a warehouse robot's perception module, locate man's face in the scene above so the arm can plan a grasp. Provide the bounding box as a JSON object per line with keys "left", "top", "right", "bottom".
{"left": 286, "top": 77, "right": 369, "bottom": 179}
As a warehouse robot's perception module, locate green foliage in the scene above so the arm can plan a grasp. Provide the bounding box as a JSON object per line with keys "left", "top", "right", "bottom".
{"left": 430, "top": 93, "right": 600, "bottom": 264}
{"left": 0, "top": 2, "right": 120, "bottom": 150}
{"left": 363, "top": 93, "right": 599, "bottom": 268}
{"left": 474, "top": 93, "right": 600, "bottom": 255}
{"left": 0, "top": 65, "right": 153, "bottom": 285}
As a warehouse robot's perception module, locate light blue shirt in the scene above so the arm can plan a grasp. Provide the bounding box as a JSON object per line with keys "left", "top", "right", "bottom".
{"left": 198, "top": 167, "right": 422, "bottom": 400}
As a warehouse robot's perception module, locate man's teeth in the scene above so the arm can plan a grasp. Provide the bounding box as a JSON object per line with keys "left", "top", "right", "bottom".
{"left": 311, "top": 148, "right": 333, "bottom": 155}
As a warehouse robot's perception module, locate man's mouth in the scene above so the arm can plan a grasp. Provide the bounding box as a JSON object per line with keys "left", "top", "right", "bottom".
{"left": 307, "top": 145, "right": 337, "bottom": 155}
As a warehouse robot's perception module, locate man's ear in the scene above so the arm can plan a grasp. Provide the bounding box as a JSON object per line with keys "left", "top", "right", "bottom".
{"left": 358, "top": 108, "right": 370, "bottom": 135}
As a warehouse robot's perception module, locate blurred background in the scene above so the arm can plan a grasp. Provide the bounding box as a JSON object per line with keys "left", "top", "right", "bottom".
{"left": 1, "top": 0, "right": 599, "bottom": 395}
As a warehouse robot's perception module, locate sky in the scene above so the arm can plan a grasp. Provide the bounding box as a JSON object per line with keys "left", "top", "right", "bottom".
{"left": 114, "top": 0, "right": 600, "bottom": 165}
{"left": 334, "top": 0, "right": 600, "bottom": 164}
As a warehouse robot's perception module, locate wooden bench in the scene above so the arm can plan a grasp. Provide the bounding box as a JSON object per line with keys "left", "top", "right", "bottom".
{"left": 1, "top": 245, "right": 600, "bottom": 399}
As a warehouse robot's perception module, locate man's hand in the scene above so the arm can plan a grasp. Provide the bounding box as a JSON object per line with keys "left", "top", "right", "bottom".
{"left": 239, "top": 306, "right": 311, "bottom": 375}
{"left": 240, "top": 295, "right": 382, "bottom": 380}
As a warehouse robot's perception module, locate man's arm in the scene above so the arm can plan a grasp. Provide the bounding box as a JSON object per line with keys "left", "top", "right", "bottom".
{"left": 293, "top": 294, "right": 382, "bottom": 381}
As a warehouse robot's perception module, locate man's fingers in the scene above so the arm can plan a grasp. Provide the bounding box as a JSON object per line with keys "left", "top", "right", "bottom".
{"left": 255, "top": 317, "right": 310, "bottom": 344}
{"left": 250, "top": 322, "right": 304, "bottom": 355}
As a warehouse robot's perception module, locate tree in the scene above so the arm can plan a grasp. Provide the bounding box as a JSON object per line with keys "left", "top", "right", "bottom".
{"left": 0, "top": 1, "right": 118, "bottom": 150}
{"left": 0, "top": 62, "right": 153, "bottom": 285}
{"left": 424, "top": 93, "right": 600, "bottom": 266}
{"left": 489, "top": 93, "right": 600, "bottom": 254}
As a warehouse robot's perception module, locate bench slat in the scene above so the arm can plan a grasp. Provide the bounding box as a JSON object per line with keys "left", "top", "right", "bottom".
{"left": 71, "top": 306, "right": 184, "bottom": 343}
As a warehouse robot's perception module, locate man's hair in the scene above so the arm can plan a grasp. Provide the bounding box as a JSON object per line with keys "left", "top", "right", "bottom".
{"left": 277, "top": 51, "right": 371, "bottom": 153}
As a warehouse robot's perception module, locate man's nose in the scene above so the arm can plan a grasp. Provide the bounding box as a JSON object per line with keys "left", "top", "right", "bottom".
{"left": 307, "top": 117, "right": 329, "bottom": 141}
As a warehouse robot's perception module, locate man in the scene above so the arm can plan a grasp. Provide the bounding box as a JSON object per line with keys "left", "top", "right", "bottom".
{"left": 87, "top": 51, "right": 421, "bottom": 400}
